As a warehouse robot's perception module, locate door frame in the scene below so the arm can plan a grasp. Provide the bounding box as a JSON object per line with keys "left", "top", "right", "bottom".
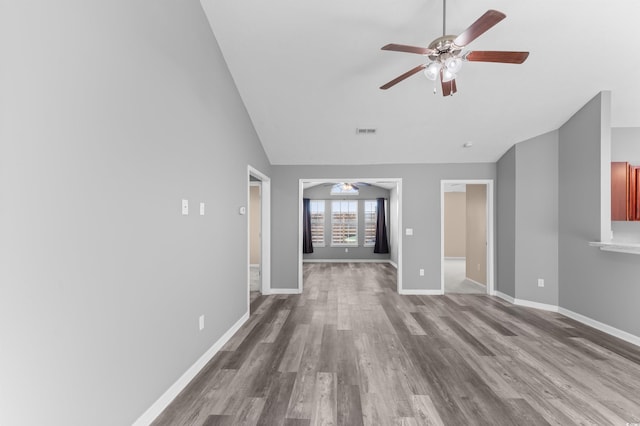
{"left": 297, "top": 178, "right": 403, "bottom": 293}
{"left": 440, "top": 179, "right": 494, "bottom": 295}
{"left": 248, "top": 166, "right": 271, "bottom": 300}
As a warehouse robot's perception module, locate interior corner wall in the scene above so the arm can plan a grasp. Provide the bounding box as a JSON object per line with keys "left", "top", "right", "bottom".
{"left": 0, "top": 2, "right": 271, "bottom": 425}
{"left": 559, "top": 91, "right": 640, "bottom": 337}
{"left": 271, "top": 164, "right": 496, "bottom": 291}
{"left": 497, "top": 146, "right": 517, "bottom": 297}
{"left": 514, "top": 131, "right": 559, "bottom": 305}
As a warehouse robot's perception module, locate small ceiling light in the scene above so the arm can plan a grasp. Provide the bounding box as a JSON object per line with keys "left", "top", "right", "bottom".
{"left": 445, "top": 57, "right": 463, "bottom": 74}
{"left": 423, "top": 62, "right": 441, "bottom": 81}
{"left": 463, "top": 142, "right": 473, "bottom": 148}
{"left": 442, "top": 68, "right": 456, "bottom": 82}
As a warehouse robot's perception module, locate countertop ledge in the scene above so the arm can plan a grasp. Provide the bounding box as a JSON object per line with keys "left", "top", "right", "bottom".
{"left": 589, "top": 241, "right": 640, "bottom": 254}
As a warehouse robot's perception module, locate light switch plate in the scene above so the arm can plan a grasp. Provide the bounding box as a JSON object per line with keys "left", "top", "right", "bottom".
{"left": 182, "top": 199, "right": 189, "bottom": 215}
{"left": 200, "top": 202, "right": 205, "bottom": 215}
{"left": 199, "top": 315, "right": 205, "bottom": 331}
{"left": 239, "top": 206, "right": 246, "bottom": 215}
{"left": 405, "top": 228, "right": 413, "bottom": 236}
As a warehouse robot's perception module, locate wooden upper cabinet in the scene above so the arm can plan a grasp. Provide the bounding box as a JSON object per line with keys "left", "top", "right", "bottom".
{"left": 611, "top": 161, "right": 640, "bottom": 221}
{"left": 612, "top": 162, "right": 629, "bottom": 221}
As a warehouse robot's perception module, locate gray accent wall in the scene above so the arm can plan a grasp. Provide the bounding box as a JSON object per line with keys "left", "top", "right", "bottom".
{"left": 497, "top": 147, "right": 517, "bottom": 297}
{"left": 303, "top": 184, "right": 390, "bottom": 261}
{"left": 559, "top": 92, "right": 640, "bottom": 337}
{"left": 271, "top": 164, "right": 496, "bottom": 290}
{"left": 497, "top": 132, "right": 559, "bottom": 305}
{"left": 0, "top": 2, "right": 270, "bottom": 425}
{"left": 514, "top": 132, "right": 559, "bottom": 305}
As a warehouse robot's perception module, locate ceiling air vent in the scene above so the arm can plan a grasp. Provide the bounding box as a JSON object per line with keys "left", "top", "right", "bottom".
{"left": 356, "top": 128, "right": 377, "bottom": 135}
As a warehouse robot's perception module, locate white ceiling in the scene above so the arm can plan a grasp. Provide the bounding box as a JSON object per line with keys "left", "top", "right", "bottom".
{"left": 201, "top": 0, "right": 640, "bottom": 165}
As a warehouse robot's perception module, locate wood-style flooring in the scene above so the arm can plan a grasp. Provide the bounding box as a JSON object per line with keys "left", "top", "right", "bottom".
{"left": 153, "top": 263, "right": 640, "bottom": 425}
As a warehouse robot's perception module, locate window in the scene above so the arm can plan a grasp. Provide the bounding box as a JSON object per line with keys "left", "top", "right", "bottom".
{"left": 309, "top": 200, "right": 325, "bottom": 246}
{"left": 331, "top": 200, "right": 358, "bottom": 246}
{"left": 364, "top": 200, "right": 377, "bottom": 247}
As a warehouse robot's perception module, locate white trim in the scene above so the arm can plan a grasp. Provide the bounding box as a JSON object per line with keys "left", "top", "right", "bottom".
{"left": 558, "top": 306, "right": 640, "bottom": 348}
{"left": 248, "top": 166, "right": 271, "bottom": 298}
{"left": 303, "top": 259, "right": 393, "bottom": 264}
{"left": 444, "top": 257, "right": 466, "bottom": 260}
{"left": 249, "top": 263, "right": 260, "bottom": 268}
{"left": 440, "top": 180, "right": 495, "bottom": 296}
{"left": 465, "top": 278, "right": 487, "bottom": 288}
{"left": 267, "top": 288, "right": 302, "bottom": 295}
{"left": 299, "top": 178, "right": 403, "bottom": 295}
{"left": 389, "top": 260, "right": 398, "bottom": 268}
{"left": 494, "top": 292, "right": 640, "bottom": 348}
{"left": 514, "top": 299, "right": 559, "bottom": 312}
{"left": 494, "top": 291, "right": 515, "bottom": 304}
{"left": 399, "top": 289, "right": 444, "bottom": 295}
{"left": 133, "top": 312, "right": 249, "bottom": 426}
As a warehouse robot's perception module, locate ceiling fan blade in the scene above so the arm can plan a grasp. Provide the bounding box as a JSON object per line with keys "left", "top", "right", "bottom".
{"left": 380, "top": 64, "right": 426, "bottom": 90}
{"left": 440, "top": 69, "right": 454, "bottom": 96}
{"left": 466, "top": 50, "right": 529, "bottom": 64}
{"left": 453, "top": 10, "right": 506, "bottom": 47}
{"left": 381, "top": 43, "right": 435, "bottom": 55}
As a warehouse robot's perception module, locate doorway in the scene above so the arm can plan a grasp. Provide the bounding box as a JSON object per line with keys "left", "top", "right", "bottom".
{"left": 440, "top": 180, "right": 494, "bottom": 294}
{"left": 248, "top": 166, "right": 271, "bottom": 308}
{"left": 297, "top": 178, "right": 403, "bottom": 294}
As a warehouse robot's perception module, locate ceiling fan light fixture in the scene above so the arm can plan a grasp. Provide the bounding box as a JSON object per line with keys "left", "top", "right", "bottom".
{"left": 445, "top": 57, "right": 463, "bottom": 73}
{"left": 442, "top": 68, "right": 456, "bottom": 82}
{"left": 423, "top": 62, "right": 441, "bottom": 81}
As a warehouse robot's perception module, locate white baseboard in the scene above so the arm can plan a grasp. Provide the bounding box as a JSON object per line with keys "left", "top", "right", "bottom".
{"left": 133, "top": 311, "right": 250, "bottom": 426}
{"left": 515, "top": 299, "right": 559, "bottom": 312}
{"left": 399, "top": 289, "right": 444, "bottom": 296}
{"left": 558, "top": 307, "right": 640, "bottom": 348}
{"left": 266, "top": 288, "right": 302, "bottom": 295}
{"left": 494, "top": 291, "right": 558, "bottom": 312}
{"left": 465, "top": 278, "right": 486, "bottom": 288}
{"left": 494, "top": 291, "right": 515, "bottom": 304}
{"left": 493, "top": 292, "right": 640, "bottom": 348}
{"left": 303, "top": 259, "right": 393, "bottom": 264}
{"left": 389, "top": 260, "right": 398, "bottom": 269}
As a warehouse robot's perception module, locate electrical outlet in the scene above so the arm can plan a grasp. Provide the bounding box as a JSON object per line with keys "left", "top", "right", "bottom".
{"left": 538, "top": 278, "right": 544, "bottom": 288}
{"left": 199, "top": 315, "right": 205, "bottom": 331}
{"left": 182, "top": 199, "right": 189, "bottom": 215}
{"left": 419, "top": 269, "right": 424, "bottom": 276}
{"left": 345, "top": 248, "right": 348, "bottom": 253}
{"left": 200, "top": 202, "right": 205, "bottom": 215}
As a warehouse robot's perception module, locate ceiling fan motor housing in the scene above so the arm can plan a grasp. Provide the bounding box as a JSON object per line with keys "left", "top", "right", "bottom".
{"left": 427, "top": 35, "right": 462, "bottom": 61}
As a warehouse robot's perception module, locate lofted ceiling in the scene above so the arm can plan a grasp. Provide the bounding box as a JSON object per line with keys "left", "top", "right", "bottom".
{"left": 200, "top": 0, "right": 640, "bottom": 165}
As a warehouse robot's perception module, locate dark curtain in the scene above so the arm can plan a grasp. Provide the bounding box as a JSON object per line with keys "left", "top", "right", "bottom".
{"left": 303, "top": 198, "right": 314, "bottom": 254}
{"left": 373, "top": 197, "right": 389, "bottom": 254}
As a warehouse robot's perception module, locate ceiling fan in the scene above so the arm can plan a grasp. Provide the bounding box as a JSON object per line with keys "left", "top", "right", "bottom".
{"left": 379, "top": 2, "right": 529, "bottom": 96}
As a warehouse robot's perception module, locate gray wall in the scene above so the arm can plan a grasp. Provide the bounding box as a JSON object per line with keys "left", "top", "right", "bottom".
{"left": 559, "top": 92, "right": 640, "bottom": 337}
{"left": 497, "top": 147, "right": 517, "bottom": 297}
{"left": 271, "top": 164, "right": 496, "bottom": 290}
{"left": 303, "top": 185, "right": 390, "bottom": 260}
{"left": 0, "top": 2, "right": 270, "bottom": 425}
{"left": 514, "top": 131, "right": 559, "bottom": 305}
